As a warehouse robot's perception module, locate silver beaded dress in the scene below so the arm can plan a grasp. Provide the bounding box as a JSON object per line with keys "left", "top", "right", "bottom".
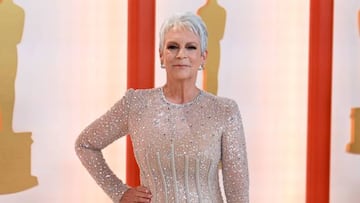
{"left": 75, "top": 87, "right": 249, "bottom": 203}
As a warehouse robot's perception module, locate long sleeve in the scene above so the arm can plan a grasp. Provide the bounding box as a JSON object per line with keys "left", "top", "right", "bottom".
{"left": 75, "top": 90, "right": 133, "bottom": 203}
{"left": 221, "top": 100, "right": 249, "bottom": 203}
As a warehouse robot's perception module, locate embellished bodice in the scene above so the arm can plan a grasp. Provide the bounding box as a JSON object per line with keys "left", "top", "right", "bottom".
{"left": 75, "top": 87, "right": 249, "bottom": 203}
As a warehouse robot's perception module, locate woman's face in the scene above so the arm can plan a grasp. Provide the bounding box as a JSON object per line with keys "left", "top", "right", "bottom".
{"left": 160, "top": 28, "right": 207, "bottom": 82}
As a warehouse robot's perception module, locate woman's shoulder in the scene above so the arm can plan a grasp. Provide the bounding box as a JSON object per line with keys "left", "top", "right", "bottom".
{"left": 201, "top": 90, "right": 238, "bottom": 108}
{"left": 124, "top": 88, "right": 160, "bottom": 103}
{"left": 201, "top": 91, "right": 242, "bottom": 118}
{"left": 125, "top": 87, "right": 161, "bottom": 98}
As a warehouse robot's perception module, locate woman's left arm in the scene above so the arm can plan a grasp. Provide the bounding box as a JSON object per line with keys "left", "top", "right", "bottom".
{"left": 221, "top": 100, "right": 249, "bottom": 203}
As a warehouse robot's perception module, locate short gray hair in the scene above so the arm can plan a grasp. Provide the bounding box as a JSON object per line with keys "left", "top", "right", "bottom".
{"left": 159, "top": 12, "right": 208, "bottom": 55}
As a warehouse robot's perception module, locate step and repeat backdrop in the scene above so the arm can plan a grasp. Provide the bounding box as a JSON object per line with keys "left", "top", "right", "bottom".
{"left": 0, "top": 0, "right": 128, "bottom": 202}
{"left": 331, "top": 0, "right": 360, "bottom": 202}
{"left": 0, "top": 0, "right": 359, "bottom": 202}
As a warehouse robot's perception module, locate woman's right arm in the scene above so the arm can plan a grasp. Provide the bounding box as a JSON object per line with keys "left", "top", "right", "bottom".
{"left": 75, "top": 91, "right": 133, "bottom": 202}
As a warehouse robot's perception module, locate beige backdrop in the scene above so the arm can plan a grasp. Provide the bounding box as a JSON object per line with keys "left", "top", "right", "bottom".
{"left": 331, "top": 0, "right": 360, "bottom": 202}
{"left": 0, "top": 0, "right": 128, "bottom": 202}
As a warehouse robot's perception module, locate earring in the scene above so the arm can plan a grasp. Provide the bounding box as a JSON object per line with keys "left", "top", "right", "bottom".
{"left": 161, "top": 64, "right": 165, "bottom": 69}
{"left": 198, "top": 64, "right": 204, "bottom": 71}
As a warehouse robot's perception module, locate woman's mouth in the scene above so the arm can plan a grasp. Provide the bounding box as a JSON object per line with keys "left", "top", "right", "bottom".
{"left": 173, "top": 64, "right": 190, "bottom": 68}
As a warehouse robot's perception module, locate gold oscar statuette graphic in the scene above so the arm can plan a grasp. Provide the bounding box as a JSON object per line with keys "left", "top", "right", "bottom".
{"left": 0, "top": 0, "right": 38, "bottom": 194}
{"left": 346, "top": 108, "right": 360, "bottom": 154}
{"left": 346, "top": 10, "right": 360, "bottom": 154}
{"left": 197, "top": 0, "right": 226, "bottom": 95}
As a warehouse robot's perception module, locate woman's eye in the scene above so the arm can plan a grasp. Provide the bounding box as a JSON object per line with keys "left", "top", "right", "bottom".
{"left": 167, "top": 45, "right": 178, "bottom": 50}
{"left": 186, "top": 46, "right": 197, "bottom": 50}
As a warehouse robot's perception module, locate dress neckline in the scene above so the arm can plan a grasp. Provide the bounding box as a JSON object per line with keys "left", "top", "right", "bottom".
{"left": 159, "top": 86, "right": 203, "bottom": 107}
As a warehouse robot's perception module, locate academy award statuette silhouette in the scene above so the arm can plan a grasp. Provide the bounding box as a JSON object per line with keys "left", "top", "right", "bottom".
{"left": 347, "top": 108, "right": 360, "bottom": 154}
{"left": 197, "top": 0, "right": 226, "bottom": 95}
{"left": 0, "top": 0, "right": 38, "bottom": 194}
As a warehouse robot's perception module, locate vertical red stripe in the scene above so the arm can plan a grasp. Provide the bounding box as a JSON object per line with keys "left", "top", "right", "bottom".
{"left": 126, "top": 0, "right": 156, "bottom": 187}
{"left": 306, "top": 0, "right": 333, "bottom": 202}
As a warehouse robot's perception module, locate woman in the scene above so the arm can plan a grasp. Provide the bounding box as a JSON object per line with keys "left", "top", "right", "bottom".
{"left": 75, "top": 12, "right": 249, "bottom": 203}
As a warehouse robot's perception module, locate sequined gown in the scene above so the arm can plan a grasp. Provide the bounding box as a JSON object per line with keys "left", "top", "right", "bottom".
{"left": 75, "top": 87, "right": 249, "bottom": 203}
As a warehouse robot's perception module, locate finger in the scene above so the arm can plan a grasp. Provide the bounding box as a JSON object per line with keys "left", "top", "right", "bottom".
{"left": 135, "top": 191, "right": 152, "bottom": 200}
{"left": 135, "top": 186, "right": 152, "bottom": 194}
{"left": 135, "top": 196, "right": 152, "bottom": 203}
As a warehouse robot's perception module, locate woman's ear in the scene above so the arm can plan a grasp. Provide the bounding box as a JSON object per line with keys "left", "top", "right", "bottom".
{"left": 202, "top": 50, "right": 208, "bottom": 62}
{"left": 159, "top": 49, "right": 164, "bottom": 64}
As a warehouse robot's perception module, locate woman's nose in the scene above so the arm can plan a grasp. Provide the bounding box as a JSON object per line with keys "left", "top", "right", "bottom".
{"left": 176, "top": 48, "right": 187, "bottom": 58}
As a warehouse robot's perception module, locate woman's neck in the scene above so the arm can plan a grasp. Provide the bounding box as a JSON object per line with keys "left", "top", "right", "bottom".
{"left": 162, "top": 83, "right": 200, "bottom": 104}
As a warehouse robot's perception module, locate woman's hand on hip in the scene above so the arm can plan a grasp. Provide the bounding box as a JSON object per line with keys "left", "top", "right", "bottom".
{"left": 120, "top": 186, "right": 152, "bottom": 203}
